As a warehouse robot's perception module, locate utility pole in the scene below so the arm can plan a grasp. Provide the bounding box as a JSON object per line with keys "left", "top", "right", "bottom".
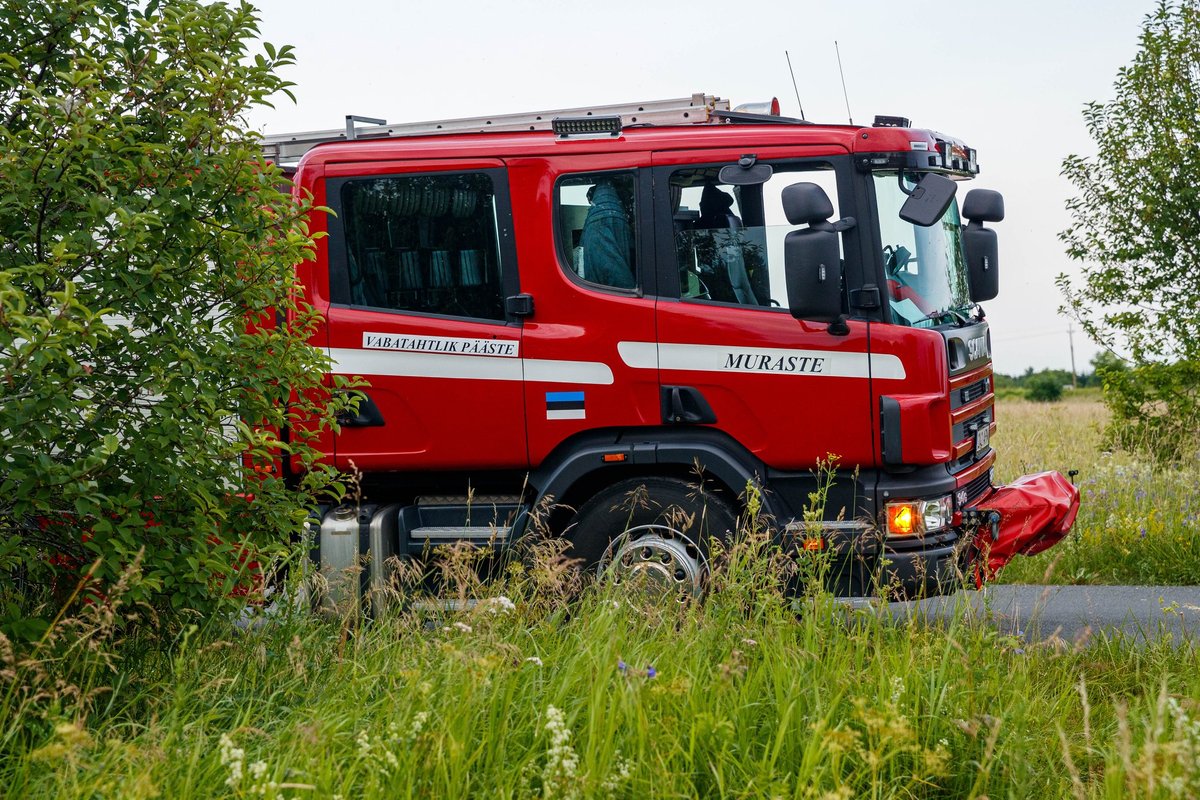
{"left": 1067, "top": 323, "right": 1078, "bottom": 389}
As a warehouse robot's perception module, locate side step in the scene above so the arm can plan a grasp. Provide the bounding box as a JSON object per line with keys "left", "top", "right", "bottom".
{"left": 410, "top": 525, "right": 512, "bottom": 543}
{"left": 398, "top": 498, "right": 527, "bottom": 554}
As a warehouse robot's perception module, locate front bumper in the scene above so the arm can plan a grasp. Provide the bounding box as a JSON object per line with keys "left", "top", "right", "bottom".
{"left": 792, "top": 470, "right": 1081, "bottom": 599}
{"left": 881, "top": 532, "right": 965, "bottom": 597}
{"left": 882, "top": 470, "right": 1082, "bottom": 596}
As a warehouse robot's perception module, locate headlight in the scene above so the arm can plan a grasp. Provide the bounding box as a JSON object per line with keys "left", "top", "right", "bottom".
{"left": 886, "top": 495, "right": 954, "bottom": 536}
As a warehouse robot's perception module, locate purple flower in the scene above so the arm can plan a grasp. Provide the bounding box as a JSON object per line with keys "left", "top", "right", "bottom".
{"left": 617, "top": 660, "right": 627, "bottom": 674}
{"left": 646, "top": 665, "right": 657, "bottom": 679}
{"left": 1014, "top": 648, "right": 1025, "bottom": 655}
{"left": 1140, "top": 527, "right": 1147, "bottom": 539}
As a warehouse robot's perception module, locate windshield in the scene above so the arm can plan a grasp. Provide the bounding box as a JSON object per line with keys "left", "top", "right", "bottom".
{"left": 874, "top": 173, "right": 971, "bottom": 327}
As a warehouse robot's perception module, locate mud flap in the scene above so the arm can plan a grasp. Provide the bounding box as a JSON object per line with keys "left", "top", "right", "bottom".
{"left": 964, "top": 471, "right": 1081, "bottom": 583}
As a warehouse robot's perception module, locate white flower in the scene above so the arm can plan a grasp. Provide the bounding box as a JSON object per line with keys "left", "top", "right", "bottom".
{"left": 889, "top": 676, "right": 905, "bottom": 707}
{"left": 356, "top": 728, "right": 372, "bottom": 757}
{"left": 453, "top": 621, "right": 473, "bottom": 633}
{"left": 409, "top": 711, "right": 429, "bottom": 739}
{"left": 219, "top": 733, "right": 246, "bottom": 788}
{"left": 542, "top": 706, "right": 581, "bottom": 799}
{"left": 525, "top": 656, "right": 544, "bottom": 667}
{"left": 601, "top": 752, "right": 632, "bottom": 797}
{"left": 484, "top": 595, "right": 516, "bottom": 614}
{"left": 249, "top": 760, "right": 268, "bottom": 780}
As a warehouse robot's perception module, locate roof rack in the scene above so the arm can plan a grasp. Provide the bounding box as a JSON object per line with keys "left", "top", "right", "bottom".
{"left": 259, "top": 93, "right": 731, "bottom": 164}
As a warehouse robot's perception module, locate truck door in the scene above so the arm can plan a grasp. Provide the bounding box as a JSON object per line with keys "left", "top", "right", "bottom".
{"left": 322, "top": 159, "right": 527, "bottom": 471}
{"left": 646, "top": 149, "right": 879, "bottom": 471}
{"left": 504, "top": 157, "right": 660, "bottom": 466}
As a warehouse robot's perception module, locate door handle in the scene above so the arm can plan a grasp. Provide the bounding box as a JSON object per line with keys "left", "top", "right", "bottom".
{"left": 337, "top": 391, "right": 385, "bottom": 428}
{"left": 661, "top": 386, "right": 717, "bottom": 425}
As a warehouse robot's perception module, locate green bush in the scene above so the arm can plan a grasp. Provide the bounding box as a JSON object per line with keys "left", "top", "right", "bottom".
{"left": 1025, "top": 373, "right": 1064, "bottom": 403}
{"left": 0, "top": 1, "right": 351, "bottom": 638}
{"left": 1101, "top": 360, "right": 1200, "bottom": 462}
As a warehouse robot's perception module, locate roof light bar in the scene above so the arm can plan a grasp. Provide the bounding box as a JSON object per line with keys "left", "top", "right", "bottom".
{"left": 874, "top": 115, "right": 911, "bottom": 128}
{"left": 552, "top": 115, "right": 622, "bottom": 138}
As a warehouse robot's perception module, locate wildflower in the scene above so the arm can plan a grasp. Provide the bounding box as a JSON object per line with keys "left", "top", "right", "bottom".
{"left": 525, "top": 656, "right": 544, "bottom": 667}
{"left": 356, "top": 729, "right": 372, "bottom": 758}
{"left": 617, "top": 659, "right": 627, "bottom": 674}
{"left": 484, "top": 596, "right": 516, "bottom": 614}
{"left": 741, "top": 638, "right": 758, "bottom": 647}
{"left": 600, "top": 752, "right": 632, "bottom": 798}
{"left": 249, "top": 760, "right": 268, "bottom": 781}
{"left": 408, "top": 711, "right": 429, "bottom": 739}
{"left": 542, "top": 706, "right": 581, "bottom": 799}
{"left": 218, "top": 733, "right": 245, "bottom": 788}
{"left": 889, "top": 676, "right": 904, "bottom": 706}
{"left": 1014, "top": 647, "right": 1026, "bottom": 655}
{"left": 646, "top": 665, "right": 657, "bottom": 679}
{"left": 453, "top": 621, "right": 473, "bottom": 633}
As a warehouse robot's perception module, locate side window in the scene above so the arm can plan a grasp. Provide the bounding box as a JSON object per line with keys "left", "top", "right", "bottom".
{"left": 556, "top": 172, "right": 638, "bottom": 290}
{"left": 340, "top": 172, "right": 506, "bottom": 321}
{"left": 669, "top": 164, "right": 841, "bottom": 308}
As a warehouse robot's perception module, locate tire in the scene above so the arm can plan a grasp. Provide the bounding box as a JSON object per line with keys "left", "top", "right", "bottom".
{"left": 567, "top": 477, "right": 738, "bottom": 589}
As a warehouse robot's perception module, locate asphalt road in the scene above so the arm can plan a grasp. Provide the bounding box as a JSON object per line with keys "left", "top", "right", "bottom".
{"left": 884, "top": 585, "right": 1200, "bottom": 644}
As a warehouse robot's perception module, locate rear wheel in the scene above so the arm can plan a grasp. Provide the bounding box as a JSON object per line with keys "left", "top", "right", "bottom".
{"left": 568, "top": 477, "right": 738, "bottom": 599}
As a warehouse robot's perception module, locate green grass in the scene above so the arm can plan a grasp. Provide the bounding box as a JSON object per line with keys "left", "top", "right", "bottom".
{"left": 992, "top": 395, "right": 1200, "bottom": 585}
{"left": 3, "top": 575, "right": 1200, "bottom": 799}
{"left": 3, "top": 393, "right": 1199, "bottom": 798}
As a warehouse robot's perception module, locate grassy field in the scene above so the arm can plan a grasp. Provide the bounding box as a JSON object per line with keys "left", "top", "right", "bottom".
{"left": 3, "top": 393, "right": 1199, "bottom": 798}
{"left": 992, "top": 393, "right": 1200, "bottom": 586}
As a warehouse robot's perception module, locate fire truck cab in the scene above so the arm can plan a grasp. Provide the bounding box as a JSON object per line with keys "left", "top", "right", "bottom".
{"left": 262, "top": 94, "right": 1079, "bottom": 604}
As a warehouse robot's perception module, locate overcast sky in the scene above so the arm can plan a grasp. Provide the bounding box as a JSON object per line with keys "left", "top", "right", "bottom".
{"left": 246, "top": 0, "right": 1157, "bottom": 376}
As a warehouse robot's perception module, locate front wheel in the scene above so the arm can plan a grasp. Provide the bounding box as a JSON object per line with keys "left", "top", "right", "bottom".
{"left": 568, "top": 476, "right": 738, "bottom": 598}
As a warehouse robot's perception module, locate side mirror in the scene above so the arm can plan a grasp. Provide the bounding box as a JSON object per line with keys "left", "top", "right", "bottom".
{"left": 962, "top": 189, "right": 1004, "bottom": 302}
{"left": 899, "top": 173, "right": 957, "bottom": 227}
{"left": 962, "top": 187, "right": 1004, "bottom": 222}
{"left": 782, "top": 183, "right": 843, "bottom": 323}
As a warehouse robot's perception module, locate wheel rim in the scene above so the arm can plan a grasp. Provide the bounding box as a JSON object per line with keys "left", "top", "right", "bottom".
{"left": 597, "top": 524, "right": 708, "bottom": 601}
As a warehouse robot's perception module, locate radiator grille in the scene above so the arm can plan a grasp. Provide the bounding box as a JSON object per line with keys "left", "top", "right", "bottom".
{"left": 952, "top": 409, "right": 992, "bottom": 445}
{"left": 957, "top": 469, "right": 994, "bottom": 507}
{"left": 958, "top": 378, "right": 989, "bottom": 406}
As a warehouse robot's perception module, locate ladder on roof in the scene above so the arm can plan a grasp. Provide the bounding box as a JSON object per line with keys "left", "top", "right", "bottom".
{"left": 258, "top": 93, "right": 731, "bottom": 164}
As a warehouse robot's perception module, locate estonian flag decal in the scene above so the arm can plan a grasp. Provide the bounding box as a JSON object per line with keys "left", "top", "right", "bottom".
{"left": 545, "top": 391, "right": 585, "bottom": 420}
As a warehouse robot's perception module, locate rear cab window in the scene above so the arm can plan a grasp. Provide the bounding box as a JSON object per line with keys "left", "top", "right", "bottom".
{"left": 555, "top": 171, "right": 640, "bottom": 292}
{"left": 329, "top": 169, "right": 513, "bottom": 323}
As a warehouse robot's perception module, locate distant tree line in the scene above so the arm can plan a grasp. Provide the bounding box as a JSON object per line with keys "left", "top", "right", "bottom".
{"left": 994, "top": 353, "right": 1128, "bottom": 403}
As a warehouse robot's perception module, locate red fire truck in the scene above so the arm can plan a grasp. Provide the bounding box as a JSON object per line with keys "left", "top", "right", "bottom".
{"left": 260, "top": 94, "right": 1080, "bottom": 604}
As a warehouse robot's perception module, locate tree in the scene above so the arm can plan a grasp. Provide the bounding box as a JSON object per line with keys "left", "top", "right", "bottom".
{"left": 0, "top": 0, "right": 350, "bottom": 637}
{"left": 1059, "top": 0, "right": 1200, "bottom": 460}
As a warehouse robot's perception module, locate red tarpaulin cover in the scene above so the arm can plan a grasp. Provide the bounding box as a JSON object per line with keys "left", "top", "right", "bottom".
{"left": 971, "top": 471, "right": 1081, "bottom": 581}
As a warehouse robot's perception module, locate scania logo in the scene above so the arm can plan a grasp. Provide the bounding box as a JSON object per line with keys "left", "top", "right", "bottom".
{"left": 966, "top": 335, "right": 987, "bottom": 361}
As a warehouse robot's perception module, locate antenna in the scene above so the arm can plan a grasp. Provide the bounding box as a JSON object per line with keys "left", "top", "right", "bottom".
{"left": 834, "top": 40, "right": 853, "bottom": 125}
{"left": 784, "top": 50, "right": 806, "bottom": 121}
